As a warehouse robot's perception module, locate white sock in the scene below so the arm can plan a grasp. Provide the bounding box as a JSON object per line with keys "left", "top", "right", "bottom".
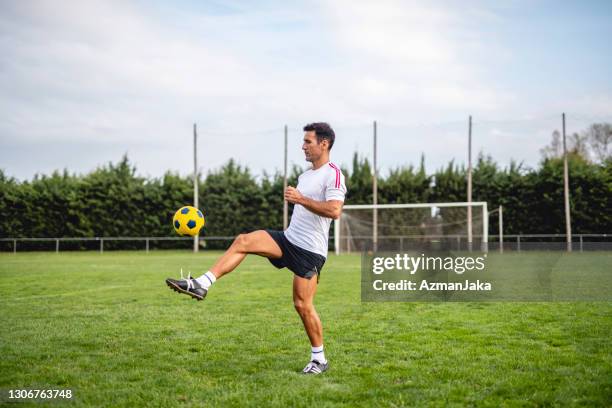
{"left": 311, "top": 345, "right": 326, "bottom": 363}
{"left": 195, "top": 271, "right": 216, "bottom": 290}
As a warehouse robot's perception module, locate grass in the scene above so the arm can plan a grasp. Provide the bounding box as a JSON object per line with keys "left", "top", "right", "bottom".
{"left": 0, "top": 250, "right": 610, "bottom": 407}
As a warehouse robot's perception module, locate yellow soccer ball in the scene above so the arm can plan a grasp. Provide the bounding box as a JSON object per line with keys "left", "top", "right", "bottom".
{"left": 173, "top": 206, "right": 205, "bottom": 236}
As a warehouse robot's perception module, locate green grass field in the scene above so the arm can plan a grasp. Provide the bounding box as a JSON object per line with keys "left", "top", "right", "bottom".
{"left": 0, "top": 251, "right": 610, "bottom": 407}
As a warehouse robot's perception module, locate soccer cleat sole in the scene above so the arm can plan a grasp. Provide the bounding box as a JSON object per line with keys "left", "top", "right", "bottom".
{"left": 302, "top": 361, "right": 329, "bottom": 374}
{"left": 165, "top": 279, "right": 204, "bottom": 301}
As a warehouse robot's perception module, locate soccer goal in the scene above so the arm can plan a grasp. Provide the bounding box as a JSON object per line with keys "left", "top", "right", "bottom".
{"left": 334, "top": 202, "right": 489, "bottom": 254}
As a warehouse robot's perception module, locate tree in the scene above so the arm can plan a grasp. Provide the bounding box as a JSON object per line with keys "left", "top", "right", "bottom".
{"left": 345, "top": 153, "right": 373, "bottom": 204}
{"left": 585, "top": 123, "right": 612, "bottom": 163}
{"left": 1, "top": 151, "right": 610, "bottom": 244}
{"left": 540, "top": 130, "right": 563, "bottom": 160}
{"left": 541, "top": 130, "right": 589, "bottom": 161}
{"left": 569, "top": 132, "right": 590, "bottom": 160}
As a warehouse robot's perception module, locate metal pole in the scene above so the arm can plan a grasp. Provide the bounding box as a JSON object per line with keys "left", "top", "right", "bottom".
{"left": 334, "top": 218, "right": 340, "bottom": 255}
{"left": 193, "top": 123, "right": 199, "bottom": 253}
{"left": 100, "top": 238, "right": 104, "bottom": 254}
{"left": 283, "top": 125, "right": 288, "bottom": 230}
{"left": 517, "top": 236, "right": 521, "bottom": 252}
{"left": 579, "top": 235, "right": 583, "bottom": 252}
{"left": 13, "top": 239, "right": 16, "bottom": 254}
{"left": 467, "top": 115, "right": 473, "bottom": 251}
{"left": 373, "top": 120, "right": 378, "bottom": 252}
{"left": 499, "top": 205, "right": 504, "bottom": 253}
{"left": 562, "top": 113, "right": 572, "bottom": 252}
{"left": 146, "top": 238, "right": 149, "bottom": 253}
{"left": 56, "top": 239, "right": 59, "bottom": 253}
{"left": 482, "top": 202, "right": 488, "bottom": 253}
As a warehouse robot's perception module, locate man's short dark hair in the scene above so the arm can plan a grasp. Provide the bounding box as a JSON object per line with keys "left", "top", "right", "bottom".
{"left": 303, "top": 122, "right": 335, "bottom": 150}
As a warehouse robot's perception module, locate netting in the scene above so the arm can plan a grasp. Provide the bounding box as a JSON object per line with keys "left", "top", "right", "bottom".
{"left": 336, "top": 204, "right": 487, "bottom": 253}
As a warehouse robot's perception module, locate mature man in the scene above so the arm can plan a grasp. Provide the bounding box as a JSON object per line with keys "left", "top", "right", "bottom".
{"left": 166, "top": 122, "right": 346, "bottom": 374}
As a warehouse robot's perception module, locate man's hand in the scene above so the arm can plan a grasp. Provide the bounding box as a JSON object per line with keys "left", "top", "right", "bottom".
{"left": 284, "top": 186, "right": 304, "bottom": 205}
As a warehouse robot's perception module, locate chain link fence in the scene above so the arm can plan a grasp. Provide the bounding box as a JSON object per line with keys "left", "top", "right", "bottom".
{"left": 0, "top": 236, "right": 235, "bottom": 253}
{"left": 1, "top": 234, "right": 610, "bottom": 253}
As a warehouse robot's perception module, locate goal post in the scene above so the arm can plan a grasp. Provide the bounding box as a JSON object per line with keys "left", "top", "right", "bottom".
{"left": 334, "top": 202, "right": 488, "bottom": 254}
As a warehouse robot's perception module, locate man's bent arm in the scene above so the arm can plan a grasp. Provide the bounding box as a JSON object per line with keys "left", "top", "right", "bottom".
{"left": 298, "top": 197, "right": 343, "bottom": 220}
{"left": 284, "top": 186, "right": 343, "bottom": 219}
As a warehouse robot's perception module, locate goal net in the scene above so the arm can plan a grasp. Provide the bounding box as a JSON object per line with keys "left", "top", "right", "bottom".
{"left": 334, "top": 202, "right": 489, "bottom": 254}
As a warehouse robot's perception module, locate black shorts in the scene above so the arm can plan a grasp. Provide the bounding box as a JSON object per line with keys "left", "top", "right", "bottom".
{"left": 265, "top": 230, "right": 326, "bottom": 280}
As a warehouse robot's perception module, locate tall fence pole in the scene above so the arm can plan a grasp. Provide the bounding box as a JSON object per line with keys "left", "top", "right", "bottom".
{"left": 373, "top": 120, "right": 378, "bottom": 252}
{"left": 13, "top": 239, "right": 17, "bottom": 254}
{"left": 283, "top": 125, "right": 288, "bottom": 230}
{"left": 562, "top": 113, "right": 572, "bottom": 252}
{"left": 467, "top": 115, "right": 473, "bottom": 251}
{"left": 499, "top": 205, "right": 504, "bottom": 253}
{"left": 193, "top": 123, "right": 199, "bottom": 253}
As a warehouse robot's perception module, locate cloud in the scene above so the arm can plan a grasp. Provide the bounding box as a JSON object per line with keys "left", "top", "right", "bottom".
{"left": 0, "top": 0, "right": 610, "bottom": 181}
{"left": 322, "top": 1, "right": 458, "bottom": 65}
{"left": 316, "top": 0, "right": 518, "bottom": 118}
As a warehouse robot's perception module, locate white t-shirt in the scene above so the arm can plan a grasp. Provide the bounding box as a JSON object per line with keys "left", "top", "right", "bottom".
{"left": 285, "top": 162, "right": 347, "bottom": 257}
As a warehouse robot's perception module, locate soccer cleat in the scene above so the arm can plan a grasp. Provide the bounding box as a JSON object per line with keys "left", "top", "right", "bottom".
{"left": 302, "top": 360, "right": 328, "bottom": 375}
{"left": 165, "top": 269, "right": 207, "bottom": 301}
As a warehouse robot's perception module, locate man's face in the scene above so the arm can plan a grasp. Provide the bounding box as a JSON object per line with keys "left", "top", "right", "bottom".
{"left": 302, "top": 131, "right": 328, "bottom": 162}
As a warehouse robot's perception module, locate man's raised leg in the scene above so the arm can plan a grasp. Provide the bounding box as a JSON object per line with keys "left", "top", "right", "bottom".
{"left": 209, "top": 230, "right": 282, "bottom": 279}
{"left": 166, "top": 230, "right": 281, "bottom": 300}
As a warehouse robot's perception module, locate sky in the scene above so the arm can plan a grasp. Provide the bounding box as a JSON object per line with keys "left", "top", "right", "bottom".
{"left": 1, "top": 0, "right": 611, "bottom": 181}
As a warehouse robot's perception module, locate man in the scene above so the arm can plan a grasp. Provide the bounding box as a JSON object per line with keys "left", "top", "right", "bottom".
{"left": 165, "top": 122, "right": 347, "bottom": 375}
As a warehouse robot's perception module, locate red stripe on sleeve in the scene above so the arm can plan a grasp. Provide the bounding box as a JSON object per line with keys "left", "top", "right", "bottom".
{"left": 329, "top": 163, "right": 340, "bottom": 188}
